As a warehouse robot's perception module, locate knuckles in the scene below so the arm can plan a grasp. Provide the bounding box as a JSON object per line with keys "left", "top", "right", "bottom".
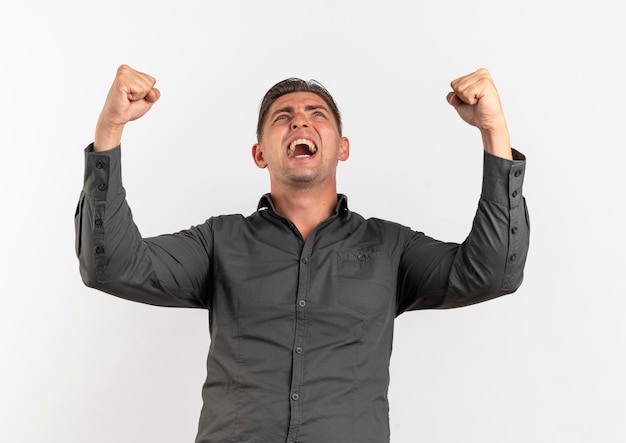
{"left": 450, "top": 67, "right": 498, "bottom": 103}
{"left": 114, "top": 64, "right": 156, "bottom": 88}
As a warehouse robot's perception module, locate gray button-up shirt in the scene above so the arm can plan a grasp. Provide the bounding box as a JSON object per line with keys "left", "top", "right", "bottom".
{"left": 75, "top": 145, "right": 529, "bottom": 442}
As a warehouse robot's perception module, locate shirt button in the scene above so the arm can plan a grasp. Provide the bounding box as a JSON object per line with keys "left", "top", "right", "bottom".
{"left": 357, "top": 254, "right": 366, "bottom": 261}
{"left": 511, "top": 226, "right": 518, "bottom": 235}
{"left": 96, "top": 161, "right": 105, "bottom": 169}
{"left": 512, "top": 190, "right": 518, "bottom": 198}
{"left": 98, "top": 184, "right": 108, "bottom": 191}
{"left": 291, "top": 393, "right": 300, "bottom": 401}
{"left": 95, "top": 246, "right": 104, "bottom": 254}
{"left": 301, "top": 257, "right": 309, "bottom": 264}
{"left": 510, "top": 254, "right": 517, "bottom": 262}
{"left": 514, "top": 169, "right": 522, "bottom": 177}
{"left": 295, "top": 346, "right": 303, "bottom": 354}
{"left": 298, "top": 300, "right": 306, "bottom": 308}
{"left": 95, "top": 219, "right": 103, "bottom": 228}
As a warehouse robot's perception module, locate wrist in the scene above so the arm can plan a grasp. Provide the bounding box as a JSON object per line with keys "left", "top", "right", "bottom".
{"left": 94, "top": 118, "right": 124, "bottom": 152}
{"left": 480, "top": 125, "right": 512, "bottom": 160}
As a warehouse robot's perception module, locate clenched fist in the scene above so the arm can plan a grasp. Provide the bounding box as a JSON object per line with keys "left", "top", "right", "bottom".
{"left": 94, "top": 65, "right": 161, "bottom": 152}
{"left": 447, "top": 68, "right": 512, "bottom": 160}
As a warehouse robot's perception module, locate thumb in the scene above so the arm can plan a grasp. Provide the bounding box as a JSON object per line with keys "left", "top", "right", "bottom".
{"left": 145, "top": 87, "right": 161, "bottom": 104}
{"left": 125, "top": 86, "right": 161, "bottom": 103}
{"left": 446, "top": 92, "right": 463, "bottom": 108}
{"left": 125, "top": 87, "right": 161, "bottom": 121}
{"left": 127, "top": 93, "right": 159, "bottom": 122}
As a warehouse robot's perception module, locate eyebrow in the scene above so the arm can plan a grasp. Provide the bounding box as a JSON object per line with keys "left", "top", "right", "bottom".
{"left": 270, "top": 104, "right": 329, "bottom": 120}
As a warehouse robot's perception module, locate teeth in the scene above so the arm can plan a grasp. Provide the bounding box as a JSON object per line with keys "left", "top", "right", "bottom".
{"left": 288, "top": 138, "right": 317, "bottom": 157}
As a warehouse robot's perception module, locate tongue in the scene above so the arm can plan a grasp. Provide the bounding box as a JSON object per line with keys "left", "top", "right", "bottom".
{"left": 293, "top": 144, "right": 312, "bottom": 156}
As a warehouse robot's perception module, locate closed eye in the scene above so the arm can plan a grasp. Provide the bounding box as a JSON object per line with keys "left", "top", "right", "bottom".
{"left": 273, "top": 113, "right": 291, "bottom": 123}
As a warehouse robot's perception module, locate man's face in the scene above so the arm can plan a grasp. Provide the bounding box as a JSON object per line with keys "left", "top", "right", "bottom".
{"left": 252, "top": 92, "right": 349, "bottom": 190}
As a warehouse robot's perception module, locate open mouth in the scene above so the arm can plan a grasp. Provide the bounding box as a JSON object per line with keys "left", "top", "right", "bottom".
{"left": 288, "top": 138, "right": 318, "bottom": 158}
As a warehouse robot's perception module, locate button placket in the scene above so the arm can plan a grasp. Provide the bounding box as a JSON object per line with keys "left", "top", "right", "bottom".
{"left": 505, "top": 163, "right": 525, "bottom": 282}
{"left": 93, "top": 203, "right": 107, "bottom": 268}
{"left": 286, "top": 244, "right": 313, "bottom": 441}
{"left": 509, "top": 164, "right": 524, "bottom": 208}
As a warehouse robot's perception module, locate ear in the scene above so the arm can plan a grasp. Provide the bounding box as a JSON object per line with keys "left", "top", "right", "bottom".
{"left": 252, "top": 143, "right": 267, "bottom": 169}
{"left": 338, "top": 137, "right": 350, "bottom": 162}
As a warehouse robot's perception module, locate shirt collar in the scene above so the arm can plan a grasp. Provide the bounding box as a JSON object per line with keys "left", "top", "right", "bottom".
{"left": 257, "top": 193, "right": 349, "bottom": 216}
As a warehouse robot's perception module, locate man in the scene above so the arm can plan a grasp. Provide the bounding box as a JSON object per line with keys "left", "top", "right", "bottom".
{"left": 76, "top": 65, "right": 529, "bottom": 442}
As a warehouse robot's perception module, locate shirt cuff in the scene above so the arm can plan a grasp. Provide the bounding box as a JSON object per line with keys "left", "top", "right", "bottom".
{"left": 481, "top": 148, "right": 526, "bottom": 209}
{"left": 82, "top": 143, "right": 123, "bottom": 201}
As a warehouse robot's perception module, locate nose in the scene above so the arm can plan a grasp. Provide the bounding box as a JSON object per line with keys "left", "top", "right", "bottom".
{"left": 291, "top": 113, "right": 309, "bottom": 130}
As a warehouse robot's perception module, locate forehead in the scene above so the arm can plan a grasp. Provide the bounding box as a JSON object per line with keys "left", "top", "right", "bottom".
{"left": 269, "top": 91, "right": 328, "bottom": 112}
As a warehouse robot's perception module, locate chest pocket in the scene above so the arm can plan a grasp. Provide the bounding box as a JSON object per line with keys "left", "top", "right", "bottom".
{"left": 334, "top": 251, "right": 395, "bottom": 315}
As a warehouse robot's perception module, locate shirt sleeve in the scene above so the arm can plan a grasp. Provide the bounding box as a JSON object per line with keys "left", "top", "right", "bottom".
{"left": 396, "top": 149, "right": 530, "bottom": 313}
{"left": 74, "top": 144, "right": 212, "bottom": 309}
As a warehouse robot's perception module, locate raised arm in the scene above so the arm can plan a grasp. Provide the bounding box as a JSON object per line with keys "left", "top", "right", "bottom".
{"left": 76, "top": 66, "right": 210, "bottom": 309}
{"left": 397, "top": 69, "right": 528, "bottom": 313}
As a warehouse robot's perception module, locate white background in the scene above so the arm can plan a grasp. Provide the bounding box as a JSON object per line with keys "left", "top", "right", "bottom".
{"left": 1, "top": 1, "right": 624, "bottom": 442}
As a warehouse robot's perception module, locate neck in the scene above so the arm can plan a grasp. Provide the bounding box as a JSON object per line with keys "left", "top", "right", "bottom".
{"left": 270, "top": 184, "right": 338, "bottom": 242}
